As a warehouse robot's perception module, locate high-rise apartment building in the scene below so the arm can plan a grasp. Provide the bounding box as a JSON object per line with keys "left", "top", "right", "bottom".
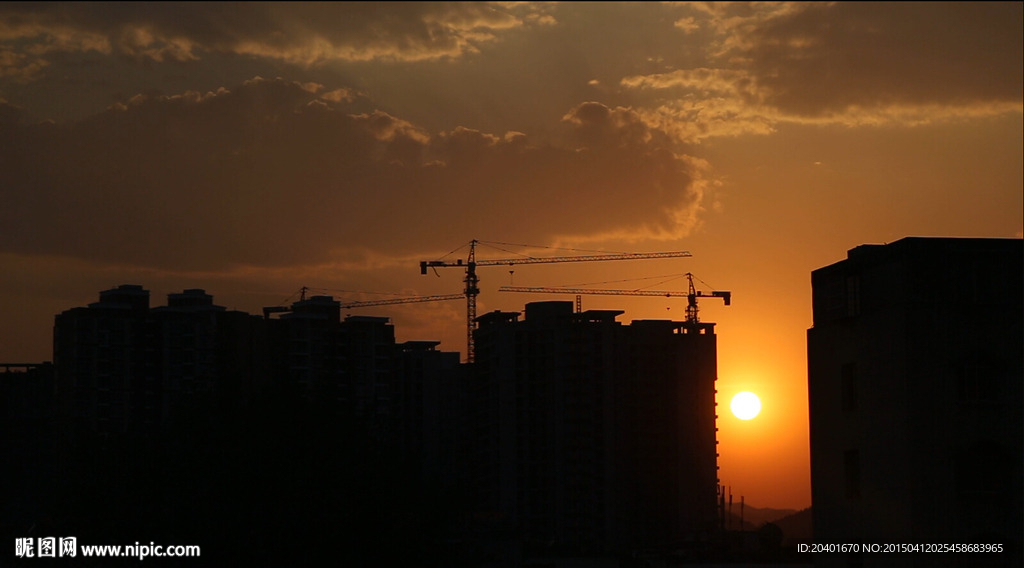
{"left": 471, "top": 300, "right": 720, "bottom": 555}
{"left": 53, "top": 285, "right": 266, "bottom": 436}
{"left": 53, "top": 284, "right": 159, "bottom": 436}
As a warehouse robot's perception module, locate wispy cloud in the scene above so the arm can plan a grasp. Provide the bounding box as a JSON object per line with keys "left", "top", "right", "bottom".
{"left": 0, "top": 3, "right": 542, "bottom": 74}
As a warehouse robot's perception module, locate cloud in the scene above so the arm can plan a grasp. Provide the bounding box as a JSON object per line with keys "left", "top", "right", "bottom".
{"left": 622, "top": 67, "right": 748, "bottom": 94}
{"left": 0, "top": 97, "right": 27, "bottom": 123}
{"left": 0, "top": 46, "right": 49, "bottom": 81}
{"left": 0, "top": 2, "right": 540, "bottom": 76}
{"left": 622, "top": 2, "right": 1023, "bottom": 139}
{"left": 619, "top": 68, "right": 777, "bottom": 142}
{"left": 739, "top": 2, "right": 1023, "bottom": 115}
{"left": 0, "top": 78, "right": 705, "bottom": 272}
{"left": 673, "top": 16, "right": 699, "bottom": 34}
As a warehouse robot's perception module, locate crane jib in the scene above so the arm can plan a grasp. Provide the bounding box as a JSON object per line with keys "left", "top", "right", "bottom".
{"left": 418, "top": 246, "right": 694, "bottom": 362}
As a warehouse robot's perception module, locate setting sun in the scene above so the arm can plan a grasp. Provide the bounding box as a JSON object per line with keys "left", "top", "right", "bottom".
{"left": 730, "top": 391, "right": 762, "bottom": 420}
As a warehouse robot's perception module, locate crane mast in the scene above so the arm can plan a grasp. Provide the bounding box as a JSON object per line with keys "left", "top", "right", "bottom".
{"left": 420, "top": 240, "right": 693, "bottom": 362}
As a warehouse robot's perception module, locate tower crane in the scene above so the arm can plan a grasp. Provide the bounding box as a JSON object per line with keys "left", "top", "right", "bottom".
{"left": 419, "top": 240, "right": 693, "bottom": 362}
{"left": 499, "top": 272, "right": 730, "bottom": 325}
{"left": 262, "top": 287, "right": 463, "bottom": 319}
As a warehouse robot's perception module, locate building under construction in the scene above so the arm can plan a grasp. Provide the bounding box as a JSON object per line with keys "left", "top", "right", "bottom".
{"left": 469, "top": 300, "right": 721, "bottom": 556}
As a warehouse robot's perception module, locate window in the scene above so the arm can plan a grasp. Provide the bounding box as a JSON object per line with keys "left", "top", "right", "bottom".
{"left": 845, "top": 275, "right": 861, "bottom": 317}
{"left": 844, "top": 449, "right": 861, "bottom": 499}
{"left": 841, "top": 362, "right": 858, "bottom": 412}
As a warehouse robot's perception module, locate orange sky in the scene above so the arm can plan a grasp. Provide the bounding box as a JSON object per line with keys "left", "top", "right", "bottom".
{"left": 1, "top": 2, "right": 1021, "bottom": 511}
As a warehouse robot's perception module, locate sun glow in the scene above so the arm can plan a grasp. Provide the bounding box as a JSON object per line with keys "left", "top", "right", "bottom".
{"left": 730, "top": 391, "right": 761, "bottom": 420}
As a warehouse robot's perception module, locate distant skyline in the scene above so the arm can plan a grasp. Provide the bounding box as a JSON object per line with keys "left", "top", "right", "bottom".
{"left": 2, "top": 2, "right": 1021, "bottom": 510}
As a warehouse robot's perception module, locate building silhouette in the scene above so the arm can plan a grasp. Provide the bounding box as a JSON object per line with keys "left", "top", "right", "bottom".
{"left": 470, "top": 300, "right": 720, "bottom": 557}
{"left": 807, "top": 237, "right": 1023, "bottom": 567}
{"left": 41, "top": 285, "right": 469, "bottom": 564}
{"left": 53, "top": 285, "right": 267, "bottom": 437}
{"left": 53, "top": 284, "right": 157, "bottom": 437}
{"left": 1, "top": 362, "right": 57, "bottom": 533}
{"left": 266, "top": 294, "right": 347, "bottom": 404}
{"left": 394, "top": 340, "right": 465, "bottom": 485}
{"left": 37, "top": 285, "right": 726, "bottom": 563}
{"left": 152, "top": 288, "right": 269, "bottom": 424}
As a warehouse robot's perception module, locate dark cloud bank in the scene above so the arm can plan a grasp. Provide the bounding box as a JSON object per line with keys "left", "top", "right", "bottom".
{"left": 1, "top": 77, "right": 701, "bottom": 271}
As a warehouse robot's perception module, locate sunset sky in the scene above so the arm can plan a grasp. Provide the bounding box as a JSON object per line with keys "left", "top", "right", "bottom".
{"left": 1, "top": 2, "right": 1021, "bottom": 511}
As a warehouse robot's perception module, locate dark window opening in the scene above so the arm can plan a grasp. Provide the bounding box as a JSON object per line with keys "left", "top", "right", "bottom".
{"left": 841, "top": 362, "right": 858, "bottom": 412}
{"left": 844, "top": 449, "right": 861, "bottom": 499}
